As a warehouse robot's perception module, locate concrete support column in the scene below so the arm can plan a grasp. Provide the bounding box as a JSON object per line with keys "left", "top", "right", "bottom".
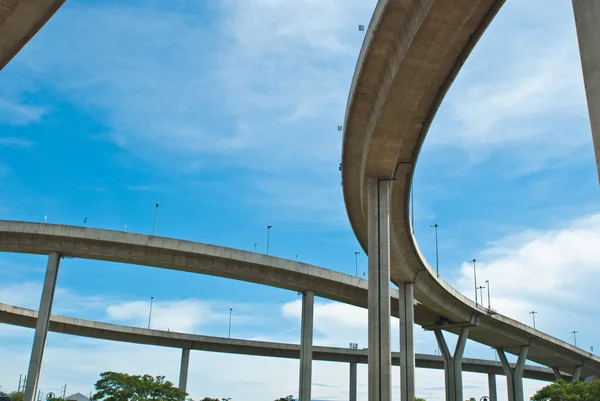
{"left": 496, "top": 346, "right": 529, "bottom": 401}
{"left": 572, "top": 0, "right": 600, "bottom": 182}
{"left": 572, "top": 366, "right": 582, "bottom": 382}
{"left": 179, "top": 348, "right": 190, "bottom": 392}
{"left": 399, "top": 282, "right": 415, "bottom": 401}
{"left": 350, "top": 362, "right": 357, "bottom": 401}
{"left": 433, "top": 327, "right": 469, "bottom": 401}
{"left": 488, "top": 373, "right": 497, "bottom": 401}
{"left": 551, "top": 368, "right": 562, "bottom": 381}
{"left": 367, "top": 178, "right": 392, "bottom": 401}
{"left": 299, "top": 290, "right": 314, "bottom": 401}
{"left": 24, "top": 252, "right": 61, "bottom": 401}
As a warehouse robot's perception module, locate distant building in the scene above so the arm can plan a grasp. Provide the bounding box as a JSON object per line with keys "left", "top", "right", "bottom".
{"left": 66, "top": 393, "right": 90, "bottom": 401}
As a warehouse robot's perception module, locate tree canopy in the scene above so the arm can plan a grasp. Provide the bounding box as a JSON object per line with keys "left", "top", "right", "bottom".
{"left": 531, "top": 379, "right": 600, "bottom": 401}
{"left": 91, "top": 372, "right": 187, "bottom": 401}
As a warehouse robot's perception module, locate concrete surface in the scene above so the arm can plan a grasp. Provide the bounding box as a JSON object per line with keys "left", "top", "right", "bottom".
{"left": 179, "top": 348, "right": 190, "bottom": 392}
{"left": 299, "top": 291, "right": 314, "bottom": 401}
{"left": 0, "top": 301, "right": 568, "bottom": 382}
{"left": 0, "top": 220, "right": 598, "bottom": 376}
{"left": 434, "top": 327, "right": 469, "bottom": 401}
{"left": 488, "top": 373, "right": 497, "bottom": 401}
{"left": 398, "top": 282, "right": 415, "bottom": 401}
{"left": 497, "top": 347, "right": 528, "bottom": 401}
{"left": 0, "top": 0, "right": 66, "bottom": 70}
{"left": 350, "top": 362, "right": 357, "bottom": 401}
{"left": 339, "top": 0, "right": 600, "bottom": 378}
{"left": 367, "top": 178, "right": 392, "bottom": 401}
{"left": 573, "top": 0, "right": 600, "bottom": 183}
{"left": 24, "top": 252, "right": 60, "bottom": 401}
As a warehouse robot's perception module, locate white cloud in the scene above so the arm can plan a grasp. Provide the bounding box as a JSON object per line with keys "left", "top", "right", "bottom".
{"left": 106, "top": 299, "right": 221, "bottom": 333}
{"left": 0, "top": 137, "right": 35, "bottom": 147}
{"left": 427, "top": 0, "right": 591, "bottom": 172}
{"left": 0, "top": 99, "right": 45, "bottom": 125}
{"left": 455, "top": 212, "right": 600, "bottom": 344}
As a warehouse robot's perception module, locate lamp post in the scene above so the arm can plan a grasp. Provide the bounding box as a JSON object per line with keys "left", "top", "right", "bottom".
{"left": 84, "top": 217, "right": 88, "bottom": 227}
{"left": 228, "top": 308, "right": 233, "bottom": 338}
{"left": 354, "top": 251, "right": 360, "bottom": 277}
{"left": 572, "top": 331, "right": 578, "bottom": 347}
{"left": 478, "top": 285, "right": 485, "bottom": 306}
{"left": 485, "top": 280, "right": 491, "bottom": 309}
{"left": 153, "top": 202, "right": 159, "bottom": 235}
{"left": 266, "top": 225, "right": 272, "bottom": 255}
{"left": 148, "top": 296, "right": 154, "bottom": 329}
{"left": 430, "top": 224, "right": 439, "bottom": 276}
{"left": 529, "top": 311, "right": 537, "bottom": 329}
{"left": 471, "top": 259, "right": 478, "bottom": 306}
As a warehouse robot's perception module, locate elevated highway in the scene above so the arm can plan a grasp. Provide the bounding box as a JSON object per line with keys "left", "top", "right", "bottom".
{"left": 0, "top": 0, "right": 66, "bottom": 70}
{"left": 0, "top": 301, "right": 569, "bottom": 382}
{"left": 0, "top": 221, "right": 597, "bottom": 385}
{"left": 341, "top": 0, "right": 600, "bottom": 400}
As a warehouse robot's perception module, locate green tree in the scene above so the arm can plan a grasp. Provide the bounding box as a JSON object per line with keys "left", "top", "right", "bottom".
{"left": 531, "top": 379, "right": 600, "bottom": 401}
{"left": 200, "top": 399, "right": 220, "bottom": 401}
{"left": 273, "top": 396, "right": 293, "bottom": 401}
{"left": 415, "top": 398, "right": 426, "bottom": 401}
{"left": 91, "top": 372, "right": 187, "bottom": 401}
{"left": 10, "top": 392, "right": 24, "bottom": 401}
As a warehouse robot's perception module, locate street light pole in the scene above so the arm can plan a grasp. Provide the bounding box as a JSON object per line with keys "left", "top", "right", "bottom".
{"left": 148, "top": 296, "right": 154, "bottom": 329}
{"left": 529, "top": 311, "right": 537, "bottom": 329}
{"left": 471, "top": 259, "right": 478, "bottom": 306}
{"left": 572, "top": 331, "right": 578, "bottom": 347}
{"left": 354, "top": 251, "right": 360, "bottom": 277}
{"left": 228, "top": 308, "right": 233, "bottom": 338}
{"left": 153, "top": 202, "right": 160, "bottom": 235}
{"left": 430, "top": 224, "right": 439, "bottom": 276}
{"left": 478, "top": 285, "right": 485, "bottom": 306}
{"left": 266, "top": 225, "right": 272, "bottom": 255}
{"left": 485, "top": 280, "right": 491, "bottom": 309}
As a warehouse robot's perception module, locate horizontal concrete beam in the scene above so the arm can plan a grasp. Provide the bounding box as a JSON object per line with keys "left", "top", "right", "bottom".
{"left": 0, "top": 221, "right": 596, "bottom": 375}
{"left": 0, "top": 302, "right": 567, "bottom": 382}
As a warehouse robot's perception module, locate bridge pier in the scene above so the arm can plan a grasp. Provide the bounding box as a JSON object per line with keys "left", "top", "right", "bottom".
{"left": 367, "top": 178, "right": 392, "bottom": 401}
{"left": 488, "top": 373, "right": 497, "bottom": 401}
{"left": 572, "top": 0, "right": 600, "bottom": 182}
{"left": 496, "top": 346, "right": 529, "bottom": 401}
{"left": 24, "top": 252, "right": 61, "bottom": 401}
{"left": 572, "top": 366, "right": 582, "bottom": 382}
{"left": 299, "top": 290, "right": 314, "bottom": 401}
{"left": 399, "top": 282, "right": 415, "bottom": 401}
{"left": 350, "top": 362, "right": 357, "bottom": 401}
{"left": 179, "top": 348, "right": 190, "bottom": 392}
{"left": 433, "top": 327, "right": 469, "bottom": 401}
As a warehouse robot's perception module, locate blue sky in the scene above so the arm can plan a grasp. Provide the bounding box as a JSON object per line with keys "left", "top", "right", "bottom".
{"left": 1, "top": 1, "right": 599, "bottom": 400}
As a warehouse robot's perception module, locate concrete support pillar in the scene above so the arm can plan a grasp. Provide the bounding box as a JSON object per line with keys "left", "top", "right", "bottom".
{"left": 350, "top": 362, "right": 357, "bottom": 401}
{"left": 367, "top": 178, "right": 392, "bottom": 401}
{"left": 24, "top": 252, "right": 61, "bottom": 401}
{"left": 299, "top": 290, "right": 314, "bottom": 401}
{"left": 551, "top": 368, "right": 562, "bottom": 381}
{"left": 433, "top": 327, "right": 469, "bottom": 401}
{"left": 488, "top": 373, "right": 497, "bottom": 401}
{"left": 399, "top": 282, "right": 415, "bottom": 401}
{"left": 572, "top": 0, "right": 600, "bottom": 182}
{"left": 572, "top": 366, "right": 582, "bottom": 382}
{"left": 179, "top": 348, "right": 190, "bottom": 392}
{"left": 496, "top": 346, "right": 529, "bottom": 401}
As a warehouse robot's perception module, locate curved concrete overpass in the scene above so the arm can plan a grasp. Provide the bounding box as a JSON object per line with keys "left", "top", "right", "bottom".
{"left": 0, "top": 301, "right": 569, "bottom": 382}
{"left": 0, "top": 220, "right": 598, "bottom": 378}
{"left": 340, "top": 0, "right": 600, "bottom": 394}
{"left": 0, "top": 0, "right": 66, "bottom": 70}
